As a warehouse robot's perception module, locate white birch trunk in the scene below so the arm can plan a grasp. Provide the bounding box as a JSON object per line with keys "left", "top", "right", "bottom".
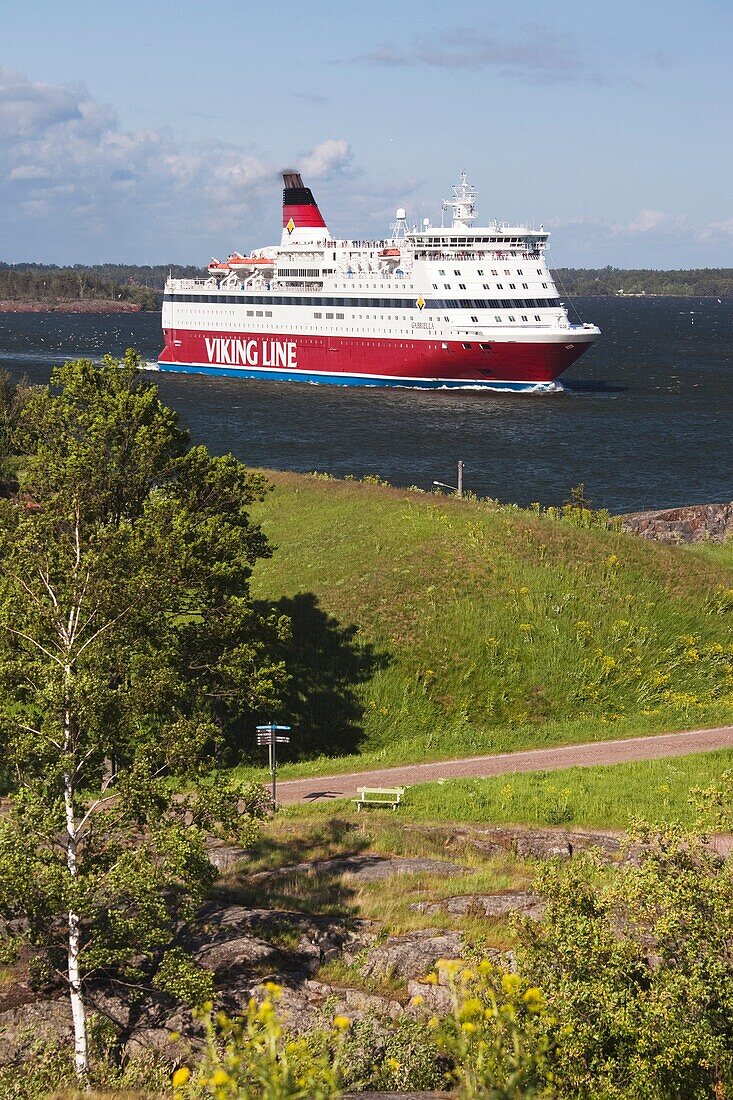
{"left": 64, "top": 670, "right": 88, "bottom": 1083}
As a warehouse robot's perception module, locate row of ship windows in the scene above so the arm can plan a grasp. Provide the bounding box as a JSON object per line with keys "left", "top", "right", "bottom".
{"left": 165, "top": 294, "right": 560, "bottom": 310}
{"left": 436, "top": 282, "right": 549, "bottom": 292}
{"left": 181, "top": 312, "right": 549, "bottom": 326}
{"left": 438, "top": 268, "right": 542, "bottom": 276}
{"left": 278, "top": 268, "right": 336, "bottom": 277}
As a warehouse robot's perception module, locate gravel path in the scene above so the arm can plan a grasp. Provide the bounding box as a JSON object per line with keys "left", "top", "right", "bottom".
{"left": 276, "top": 725, "right": 733, "bottom": 805}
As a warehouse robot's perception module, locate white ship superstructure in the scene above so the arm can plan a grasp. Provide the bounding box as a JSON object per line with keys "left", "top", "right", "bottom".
{"left": 159, "top": 171, "right": 599, "bottom": 389}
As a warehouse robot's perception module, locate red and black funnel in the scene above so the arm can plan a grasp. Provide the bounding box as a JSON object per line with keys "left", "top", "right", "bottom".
{"left": 282, "top": 170, "right": 327, "bottom": 230}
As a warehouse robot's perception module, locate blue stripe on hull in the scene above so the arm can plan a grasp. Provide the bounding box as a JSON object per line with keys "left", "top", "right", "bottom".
{"left": 155, "top": 361, "right": 561, "bottom": 393}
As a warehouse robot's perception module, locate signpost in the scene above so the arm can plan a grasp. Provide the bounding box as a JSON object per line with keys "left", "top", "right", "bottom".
{"left": 256, "top": 724, "right": 291, "bottom": 811}
{"left": 433, "top": 460, "right": 465, "bottom": 498}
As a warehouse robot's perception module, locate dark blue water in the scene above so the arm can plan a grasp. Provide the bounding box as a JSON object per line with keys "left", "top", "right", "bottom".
{"left": 1, "top": 297, "right": 731, "bottom": 512}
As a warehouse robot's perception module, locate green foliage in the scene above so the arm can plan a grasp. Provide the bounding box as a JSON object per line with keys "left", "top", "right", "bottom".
{"left": 430, "top": 960, "right": 555, "bottom": 1099}
{"left": 0, "top": 368, "right": 31, "bottom": 480}
{"left": 553, "top": 265, "right": 733, "bottom": 297}
{"left": 0, "top": 1035, "right": 169, "bottom": 1099}
{"left": 0, "top": 353, "right": 281, "bottom": 1077}
{"left": 516, "top": 820, "right": 733, "bottom": 1098}
{"left": 152, "top": 947, "right": 215, "bottom": 1007}
{"left": 334, "top": 1013, "right": 446, "bottom": 1092}
{"left": 176, "top": 989, "right": 347, "bottom": 1098}
{"left": 0, "top": 261, "right": 204, "bottom": 308}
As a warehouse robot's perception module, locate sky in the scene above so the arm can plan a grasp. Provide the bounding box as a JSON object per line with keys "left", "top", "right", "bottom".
{"left": 2, "top": 0, "right": 732, "bottom": 268}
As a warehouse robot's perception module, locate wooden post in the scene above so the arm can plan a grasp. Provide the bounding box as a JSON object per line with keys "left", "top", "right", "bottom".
{"left": 457, "top": 460, "right": 464, "bottom": 498}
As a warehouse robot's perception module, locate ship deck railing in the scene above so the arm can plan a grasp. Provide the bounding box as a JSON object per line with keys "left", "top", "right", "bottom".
{"left": 412, "top": 250, "right": 542, "bottom": 261}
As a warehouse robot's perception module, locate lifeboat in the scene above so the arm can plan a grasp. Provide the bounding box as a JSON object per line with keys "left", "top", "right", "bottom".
{"left": 227, "top": 253, "right": 276, "bottom": 271}
{"left": 207, "top": 258, "right": 231, "bottom": 274}
{"left": 379, "top": 247, "right": 401, "bottom": 257}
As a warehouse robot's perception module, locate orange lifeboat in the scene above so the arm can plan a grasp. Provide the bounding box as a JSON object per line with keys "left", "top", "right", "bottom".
{"left": 207, "top": 258, "right": 231, "bottom": 273}
{"left": 227, "top": 254, "right": 276, "bottom": 269}
{"left": 379, "top": 247, "right": 401, "bottom": 257}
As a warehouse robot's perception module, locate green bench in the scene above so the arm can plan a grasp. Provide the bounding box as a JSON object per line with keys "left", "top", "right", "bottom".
{"left": 354, "top": 786, "right": 406, "bottom": 811}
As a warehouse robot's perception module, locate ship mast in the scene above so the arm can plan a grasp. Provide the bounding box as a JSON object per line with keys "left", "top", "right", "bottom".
{"left": 442, "top": 170, "right": 477, "bottom": 229}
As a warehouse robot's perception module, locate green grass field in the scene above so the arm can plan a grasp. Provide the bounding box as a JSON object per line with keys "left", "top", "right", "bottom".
{"left": 279, "top": 748, "right": 733, "bottom": 832}
{"left": 243, "top": 472, "right": 733, "bottom": 773}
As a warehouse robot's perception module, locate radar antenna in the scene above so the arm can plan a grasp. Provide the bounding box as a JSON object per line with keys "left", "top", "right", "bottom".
{"left": 390, "top": 207, "right": 409, "bottom": 240}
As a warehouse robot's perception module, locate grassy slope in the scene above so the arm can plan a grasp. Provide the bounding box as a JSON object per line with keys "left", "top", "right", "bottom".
{"left": 289, "top": 749, "right": 733, "bottom": 832}
{"left": 246, "top": 472, "right": 733, "bottom": 775}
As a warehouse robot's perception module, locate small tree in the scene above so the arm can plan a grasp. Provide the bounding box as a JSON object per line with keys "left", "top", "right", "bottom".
{"left": 0, "top": 353, "right": 288, "bottom": 1083}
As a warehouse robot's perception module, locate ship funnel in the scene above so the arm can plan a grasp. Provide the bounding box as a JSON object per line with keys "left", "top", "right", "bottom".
{"left": 282, "top": 169, "right": 328, "bottom": 234}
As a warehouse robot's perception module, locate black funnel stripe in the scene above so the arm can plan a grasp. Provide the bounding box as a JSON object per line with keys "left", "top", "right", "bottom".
{"left": 283, "top": 186, "right": 319, "bottom": 207}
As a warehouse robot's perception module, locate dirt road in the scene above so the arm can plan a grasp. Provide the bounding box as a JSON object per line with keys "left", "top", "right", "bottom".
{"left": 276, "top": 725, "right": 733, "bottom": 805}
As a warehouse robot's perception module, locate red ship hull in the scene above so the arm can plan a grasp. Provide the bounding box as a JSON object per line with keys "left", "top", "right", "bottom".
{"left": 158, "top": 327, "right": 594, "bottom": 390}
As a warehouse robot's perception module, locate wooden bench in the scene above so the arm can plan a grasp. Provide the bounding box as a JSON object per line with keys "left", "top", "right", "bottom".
{"left": 354, "top": 786, "right": 405, "bottom": 811}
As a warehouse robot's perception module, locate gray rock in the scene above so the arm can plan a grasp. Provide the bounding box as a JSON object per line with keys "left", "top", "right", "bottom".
{"left": 406, "top": 977, "right": 453, "bottom": 1015}
{"left": 411, "top": 892, "right": 544, "bottom": 920}
{"left": 305, "top": 979, "right": 403, "bottom": 1020}
{"left": 360, "top": 929, "right": 465, "bottom": 980}
{"left": 0, "top": 999, "right": 71, "bottom": 1065}
{"left": 196, "top": 933, "right": 281, "bottom": 976}
{"left": 621, "top": 501, "right": 733, "bottom": 543}
{"left": 407, "top": 823, "right": 626, "bottom": 862}
{"left": 205, "top": 840, "right": 251, "bottom": 872}
{"left": 253, "top": 855, "right": 469, "bottom": 883}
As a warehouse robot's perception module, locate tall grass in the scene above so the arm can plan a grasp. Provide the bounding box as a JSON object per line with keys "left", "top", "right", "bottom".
{"left": 246, "top": 472, "right": 733, "bottom": 769}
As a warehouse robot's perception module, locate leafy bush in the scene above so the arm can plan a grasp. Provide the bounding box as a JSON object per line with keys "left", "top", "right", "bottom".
{"left": 337, "top": 1014, "right": 446, "bottom": 1092}
{"left": 432, "top": 959, "right": 556, "bottom": 1099}
{"left": 174, "top": 986, "right": 347, "bottom": 1099}
{"left": 516, "top": 816, "right": 733, "bottom": 1098}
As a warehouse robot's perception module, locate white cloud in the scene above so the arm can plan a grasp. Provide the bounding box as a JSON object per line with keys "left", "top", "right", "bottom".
{"left": 626, "top": 209, "right": 668, "bottom": 233}
{"left": 298, "top": 138, "right": 351, "bottom": 180}
{"left": 7, "top": 164, "right": 50, "bottom": 180}
{"left": 0, "top": 69, "right": 351, "bottom": 262}
{"left": 543, "top": 208, "right": 733, "bottom": 267}
{"left": 349, "top": 25, "right": 636, "bottom": 87}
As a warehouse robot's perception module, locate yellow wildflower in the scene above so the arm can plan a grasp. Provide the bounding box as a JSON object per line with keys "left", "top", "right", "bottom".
{"left": 172, "top": 1066, "right": 190, "bottom": 1087}
{"left": 333, "top": 1014, "right": 351, "bottom": 1030}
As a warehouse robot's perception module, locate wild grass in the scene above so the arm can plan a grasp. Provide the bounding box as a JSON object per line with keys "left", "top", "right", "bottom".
{"left": 241, "top": 471, "right": 733, "bottom": 773}
{"left": 279, "top": 748, "right": 733, "bottom": 832}
{"left": 217, "top": 812, "right": 530, "bottom": 946}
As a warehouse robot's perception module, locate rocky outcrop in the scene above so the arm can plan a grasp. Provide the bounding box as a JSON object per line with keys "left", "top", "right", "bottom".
{"left": 359, "top": 929, "right": 465, "bottom": 981}
{"left": 406, "top": 822, "right": 628, "bottom": 862}
{"left": 251, "top": 854, "right": 469, "bottom": 884}
{"left": 411, "top": 891, "right": 544, "bottom": 920}
{"left": 621, "top": 502, "right": 733, "bottom": 543}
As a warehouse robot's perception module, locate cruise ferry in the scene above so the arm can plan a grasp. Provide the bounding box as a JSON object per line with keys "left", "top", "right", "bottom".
{"left": 159, "top": 171, "right": 600, "bottom": 391}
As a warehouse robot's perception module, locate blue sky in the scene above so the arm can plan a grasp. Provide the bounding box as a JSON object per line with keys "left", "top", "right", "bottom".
{"left": 2, "top": 0, "right": 732, "bottom": 267}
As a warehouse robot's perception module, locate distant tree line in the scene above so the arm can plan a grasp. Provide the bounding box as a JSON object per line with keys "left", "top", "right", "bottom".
{"left": 0, "top": 262, "right": 203, "bottom": 309}
{"left": 3, "top": 261, "right": 733, "bottom": 305}
{"left": 553, "top": 266, "right": 733, "bottom": 297}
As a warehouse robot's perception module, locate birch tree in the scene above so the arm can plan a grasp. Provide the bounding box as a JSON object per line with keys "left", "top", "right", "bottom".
{"left": 0, "top": 353, "right": 287, "bottom": 1083}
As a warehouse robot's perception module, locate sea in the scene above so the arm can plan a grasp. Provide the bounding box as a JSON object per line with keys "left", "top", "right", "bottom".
{"left": 1, "top": 296, "right": 731, "bottom": 513}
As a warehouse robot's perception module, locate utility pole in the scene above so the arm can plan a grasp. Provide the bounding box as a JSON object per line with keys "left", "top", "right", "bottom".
{"left": 256, "top": 724, "right": 291, "bottom": 811}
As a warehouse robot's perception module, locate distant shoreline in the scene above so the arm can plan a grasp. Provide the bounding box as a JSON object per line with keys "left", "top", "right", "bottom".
{"left": 0, "top": 300, "right": 150, "bottom": 314}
